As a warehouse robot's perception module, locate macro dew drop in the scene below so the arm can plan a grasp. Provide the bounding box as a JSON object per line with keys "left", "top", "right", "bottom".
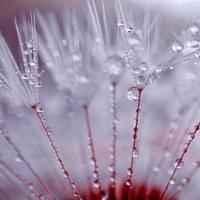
{"left": 103, "top": 54, "right": 126, "bottom": 83}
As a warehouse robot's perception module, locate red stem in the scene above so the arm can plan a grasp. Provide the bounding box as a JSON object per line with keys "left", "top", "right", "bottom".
{"left": 127, "top": 88, "right": 143, "bottom": 198}
{"left": 31, "top": 104, "right": 82, "bottom": 200}
{"left": 161, "top": 122, "right": 200, "bottom": 199}
{"left": 83, "top": 105, "right": 102, "bottom": 200}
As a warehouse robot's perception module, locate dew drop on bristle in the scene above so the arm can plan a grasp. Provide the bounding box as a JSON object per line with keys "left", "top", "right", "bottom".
{"left": 127, "top": 87, "right": 139, "bottom": 101}
{"left": 189, "top": 24, "right": 200, "bottom": 34}
{"left": 15, "top": 156, "right": 22, "bottom": 162}
{"left": 170, "top": 178, "right": 176, "bottom": 185}
{"left": 117, "top": 21, "right": 125, "bottom": 27}
{"left": 153, "top": 166, "right": 160, "bottom": 173}
{"left": 181, "top": 177, "right": 190, "bottom": 185}
{"left": 103, "top": 55, "right": 126, "bottom": 83}
{"left": 126, "top": 25, "right": 134, "bottom": 33}
{"left": 21, "top": 73, "right": 29, "bottom": 80}
{"left": 174, "top": 158, "right": 184, "bottom": 169}
{"left": 172, "top": 40, "right": 184, "bottom": 52}
{"left": 132, "top": 148, "right": 139, "bottom": 158}
{"left": 130, "top": 62, "right": 149, "bottom": 76}
{"left": 36, "top": 104, "right": 45, "bottom": 113}
{"left": 127, "top": 168, "right": 133, "bottom": 176}
{"left": 188, "top": 132, "right": 195, "bottom": 140}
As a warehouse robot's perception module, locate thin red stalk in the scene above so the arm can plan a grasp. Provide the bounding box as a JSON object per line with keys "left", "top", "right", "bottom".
{"left": 83, "top": 105, "right": 102, "bottom": 200}
{"left": 109, "top": 82, "right": 117, "bottom": 192}
{"left": 161, "top": 122, "right": 200, "bottom": 199}
{"left": 31, "top": 104, "right": 82, "bottom": 200}
{"left": 170, "top": 106, "right": 199, "bottom": 164}
{"left": 0, "top": 130, "right": 58, "bottom": 200}
{"left": 127, "top": 88, "right": 143, "bottom": 189}
{"left": 0, "top": 159, "right": 41, "bottom": 199}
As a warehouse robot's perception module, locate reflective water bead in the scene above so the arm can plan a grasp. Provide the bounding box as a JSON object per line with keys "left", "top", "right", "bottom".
{"left": 189, "top": 24, "right": 200, "bottom": 34}
{"left": 172, "top": 40, "right": 184, "bottom": 53}
{"left": 132, "top": 148, "right": 139, "bottom": 158}
{"left": 36, "top": 104, "right": 45, "bottom": 113}
{"left": 15, "top": 156, "right": 22, "bottom": 162}
{"left": 131, "top": 62, "right": 149, "bottom": 76}
{"left": 125, "top": 180, "right": 131, "bottom": 186}
{"left": 174, "top": 158, "right": 184, "bottom": 169}
{"left": 93, "top": 172, "right": 98, "bottom": 179}
{"left": 28, "top": 183, "right": 34, "bottom": 190}
{"left": 177, "top": 185, "right": 183, "bottom": 191}
{"left": 181, "top": 177, "right": 190, "bottom": 185}
{"left": 127, "top": 87, "right": 139, "bottom": 101}
{"left": 127, "top": 168, "right": 133, "bottom": 176}
{"left": 117, "top": 21, "right": 124, "bottom": 27}
{"left": 21, "top": 73, "right": 29, "bottom": 80}
{"left": 188, "top": 132, "right": 195, "bottom": 140}
{"left": 126, "top": 25, "right": 134, "bottom": 33}
{"left": 194, "top": 161, "right": 200, "bottom": 167}
{"left": 153, "top": 166, "right": 160, "bottom": 173}
{"left": 127, "top": 32, "right": 141, "bottom": 46}
{"left": 104, "top": 55, "right": 126, "bottom": 83}
{"left": 170, "top": 178, "right": 176, "bottom": 185}
{"left": 94, "top": 180, "right": 100, "bottom": 188}
{"left": 108, "top": 165, "right": 114, "bottom": 172}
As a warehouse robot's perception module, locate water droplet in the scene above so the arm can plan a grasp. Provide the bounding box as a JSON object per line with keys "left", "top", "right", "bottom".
{"left": 126, "top": 25, "right": 134, "bottom": 33}
{"left": 15, "top": 156, "right": 22, "bottom": 162}
{"left": 170, "top": 178, "right": 176, "bottom": 185}
{"left": 189, "top": 24, "right": 199, "bottom": 34}
{"left": 153, "top": 166, "right": 160, "bottom": 173}
{"left": 188, "top": 132, "right": 195, "bottom": 140}
{"left": 174, "top": 158, "right": 184, "bottom": 169}
{"left": 103, "top": 55, "right": 126, "bottom": 83}
{"left": 177, "top": 185, "right": 182, "bottom": 191}
{"left": 130, "top": 62, "right": 149, "bottom": 76}
{"left": 110, "top": 177, "right": 115, "bottom": 183}
{"left": 181, "top": 177, "right": 190, "bottom": 184}
{"left": 21, "top": 73, "right": 28, "bottom": 80}
{"left": 94, "top": 180, "right": 100, "bottom": 188}
{"left": 125, "top": 180, "right": 131, "bottom": 187}
{"left": 127, "top": 87, "right": 139, "bottom": 101}
{"left": 127, "top": 32, "right": 141, "bottom": 46}
{"left": 194, "top": 161, "right": 200, "bottom": 167}
{"left": 172, "top": 40, "right": 184, "bottom": 53}
{"left": 28, "top": 183, "right": 34, "bottom": 190}
{"left": 36, "top": 82, "right": 42, "bottom": 88}
{"left": 132, "top": 148, "right": 139, "bottom": 158}
{"left": 117, "top": 21, "right": 124, "bottom": 27}
{"left": 36, "top": 104, "right": 45, "bottom": 113}
{"left": 108, "top": 165, "right": 114, "bottom": 172}
{"left": 93, "top": 172, "right": 98, "bottom": 179}
{"left": 127, "top": 168, "right": 133, "bottom": 176}
{"left": 195, "top": 51, "right": 200, "bottom": 58}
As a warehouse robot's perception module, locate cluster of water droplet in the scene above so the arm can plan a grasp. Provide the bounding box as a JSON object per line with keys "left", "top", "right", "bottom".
{"left": 172, "top": 22, "right": 200, "bottom": 55}
{"left": 20, "top": 36, "right": 44, "bottom": 88}
{"left": 103, "top": 54, "right": 126, "bottom": 84}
